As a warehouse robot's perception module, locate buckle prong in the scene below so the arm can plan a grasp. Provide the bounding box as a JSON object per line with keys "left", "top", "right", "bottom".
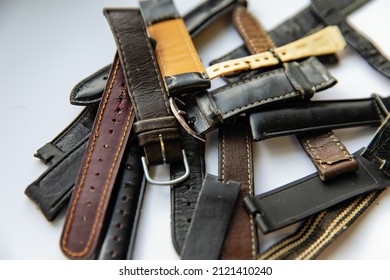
{"left": 141, "top": 150, "right": 190, "bottom": 186}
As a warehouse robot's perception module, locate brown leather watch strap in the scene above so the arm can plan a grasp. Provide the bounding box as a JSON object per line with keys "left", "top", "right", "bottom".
{"left": 219, "top": 118, "right": 257, "bottom": 260}
{"left": 104, "top": 8, "right": 182, "bottom": 166}
{"left": 233, "top": 6, "right": 357, "bottom": 181}
{"left": 297, "top": 132, "right": 359, "bottom": 181}
{"left": 60, "top": 55, "right": 135, "bottom": 259}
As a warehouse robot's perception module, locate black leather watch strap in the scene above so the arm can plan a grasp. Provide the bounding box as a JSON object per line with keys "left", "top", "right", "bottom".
{"left": 70, "top": 0, "right": 245, "bottom": 106}
{"left": 311, "top": 0, "right": 390, "bottom": 79}
{"left": 182, "top": 57, "right": 336, "bottom": 135}
{"left": 180, "top": 174, "right": 241, "bottom": 260}
{"left": 250, "top": 95, "right": 388, "bottom": 141}
{"left": 25, "top": 136, "right": 89, "bottom": 221}
{"left": 96, "top": 137, "right": 145, "bottom": 260}
{"left": 244, "top": 148, "right": 390, "bottom": 234}
{"left": 35, "top": 104, "right": 98, "bottom": 166}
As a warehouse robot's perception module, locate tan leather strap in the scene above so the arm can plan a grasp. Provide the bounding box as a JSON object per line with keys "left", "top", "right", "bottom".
{"left": 219, "top": 118, "right": 257, "bottom": 260}
{"left": 206, "top": 25, "right": 346, "bottom": 79}
{"left": 148, "top": 18, "right": 205, "bottom": 77}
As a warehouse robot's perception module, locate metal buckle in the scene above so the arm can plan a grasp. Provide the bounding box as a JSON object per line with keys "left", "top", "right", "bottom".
{"left": 169, "top": 97, "right": 206, "bottom": 142}
{"left": 372, "top": 93, "right": 389, "bottom": 120}
{"left": 141, "top": 150, "right": 190, "bottom": 186}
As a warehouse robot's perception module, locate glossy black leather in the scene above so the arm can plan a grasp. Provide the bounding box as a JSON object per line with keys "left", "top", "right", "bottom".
{"left": 165, "top": 72, "right": 211, "bottom": 96}
{"left": 311, "top": 0, "right": 390, "bottom": 79}
{"left": 70, "top": 0, "right": 244, "bottom": 106}
{"left": 170, "top": 129, "right": 206, "bottom": 253}
{"left": 180, "top": 174, "right": 241, "bottom": 260}
{"left": 97, "top": 137, "right": 145, "bottom": 260}
{"left": 139, "top": 0, "right": 179, "bottom": 25}
{"left": 250, "top": 95, "right": 389, "bottom": 141}
{"left": 35, "top": 104, "right": 98, "bottom": 165}
{"left": 244, "top": 148, "right": 390, "bottom": 233}
{"left": 184, "top": 57, "right": 336, "bottom": 135}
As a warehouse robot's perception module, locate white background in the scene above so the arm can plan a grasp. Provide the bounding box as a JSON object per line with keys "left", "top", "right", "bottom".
{"left": 1, "top": 0, "right": 390, "bottom": 260}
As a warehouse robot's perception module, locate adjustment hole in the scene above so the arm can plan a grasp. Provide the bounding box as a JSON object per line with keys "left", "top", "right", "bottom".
{"left": 213, "top": 68, "right": 220, "bottom": 72}
{"left": 116, "top": 223, "right": 123, "bottom": 229}
{"left": 112, "top": 118, "right": 117, "bottom": 123}
{"left": 103, "top": 144, "right": 109, "bottom": 149}
{"left": 113, "top": 236, "right": 121, "bottom": 242}
{"left": 95, "top": 172, "right": 100, "bottom": 176}
{"left": 86, "top": 201, "right": 92, "bottom": 207}
{"left": 122, "top": 196, "right": 128, "bottom": 202}
{"left": 186, "top": 201, "right": 191, "bottom": 206}
{"left": 187, "top": 218, "right": 192, "bottom": 223}
{"left": 90, "top": 186, "right": 95, "bottom": 191}
{"left": 119, "top": 209, "right": 126, "bottom": 216}
{"left": 110, "top": 251, "right": 117, "bottom": 258}
{"left": 109, "top": 129, "right": 114, "bottom": 134}
{"left": 98, "top": 158, "right": 103, "bottom": 162}
{"left": 81, "top": 216, "right": 87, "bottom": 222}
{"left": 223, "top": 65, "right": 230, "bottom": 68}
{"left": 102, "top": 76, "right": 108, "bottom": 80}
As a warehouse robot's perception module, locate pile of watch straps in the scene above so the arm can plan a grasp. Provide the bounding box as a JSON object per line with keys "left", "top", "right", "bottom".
{"left": 25, "top": 0, "right": 390, "bottom": 259}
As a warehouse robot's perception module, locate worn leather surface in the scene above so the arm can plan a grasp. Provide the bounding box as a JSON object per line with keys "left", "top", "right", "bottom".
{"left": 244, "top": 148, "right": 390, "bottom": 233}
{"left": 105, "top": 8, "right": 181, "bottom": 166}
{"left": 185, "top": 57, "right": 336, "bottom": 135}
{"left": 250, "top": 96, "right": 389, "bottom": 141}
{"left": 311, "top": 0, "right": 390, "bottom": 79}
{"left": 298, "top": 132, "right": 359, "bottom": 181}
{"left": 170, "top": 129, "right": 205, "bottom": 253}
{"left": 70, "top": 0, "right": 243, "bottom": 106}
{"left": 61, "top": 56, "right": 135, "bottom": 259}
{"left": 165, "top": 72, "right": 210, "bottom": 96}
{"left": 139, "top": 0, "right": 179, "bottom": 25}
{"left": 35, "top": 104, "right": 98, "bottom": 165}
{"left": 180, "top": 174, "right": 241, "bottom": 260}
{"left": 25, "top": 136, "right": 89, "bottom": 221}
{"left": 97, "top": 137, "right": 145, "bottom": 260}
{"left": 219, "top": 118, "right": 257, "bottom": 260}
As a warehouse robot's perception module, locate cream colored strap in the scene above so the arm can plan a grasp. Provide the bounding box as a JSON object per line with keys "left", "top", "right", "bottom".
{"left": 206, "top": 26, "right": 346, "bottom": 79}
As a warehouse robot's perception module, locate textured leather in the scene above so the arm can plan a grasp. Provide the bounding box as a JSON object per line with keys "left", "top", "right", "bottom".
{"left": 184, "top": 57, "right": 336, "bottom": 135}
{"left": 362, "top": 116, "right": 390, "bottom": 177}
{"left": 70, "top": 65, "right": 111, "bottom": 106}
{"left": 165, "top": 72, "right": 211, "bottom": 96}
{"left": 25, "top": 136, "right": 89, "bottom": 221}
{"left": 180, "top": 174, "right": 241, "bottom": 260}
{"left": 311, "top": 0, "right": 390, "bottom": 79}
{"left": 219, "top": 118, "right": 257, "bottom": 260}
{"left": 297, "top": 132, "right": 359, "bottom": 181}
{"left": 244, "top": 148, "right": 390, "bottom": 233}
{"left": 61, "top": 56, "right": 135, "bottom": 259}
{"left": 170, "top": 127, "right": 205, "bottom": 253}
{"left": 104, "top": 8, "right": 181, "bottom": 166}
{"left": 250, "top": 96, "right": 389, "bottom": 141}
{"left": 69, "top": 0, "right": 244, "bottom": 106}
{"left": 35, "top": 104, "right": 98, "bottom": 165}
{"left": 97, "top": 137, "right": 145, "bottom": 260}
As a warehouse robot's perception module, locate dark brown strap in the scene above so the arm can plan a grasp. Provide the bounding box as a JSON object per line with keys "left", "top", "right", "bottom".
{"left": 233, "top": 6, "right": 357, "bottom": 180}
{"left": 104, "top": 8, "right": 182, "bottom": 166}
{"left": 60, "top": 55, "right": 135, "bottom": 259}
{"left": 219, "top": 118, "right": 257, "bottom": 260}
{"left": 298, "top": 132, "right": 359, "bottom": 181}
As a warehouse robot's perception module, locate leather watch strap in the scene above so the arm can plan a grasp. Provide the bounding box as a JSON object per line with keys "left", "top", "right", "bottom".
{"left": 35, "top": 104, "right": 98, "bottom": 166}
{"left": 140, "top": 0, "right": 209, "bottom": 96}
{"left": 250, "top": 94, "right": 388, "bottom": 141}
{"left": 104, "top": 8, "right": 182, "bottom": 166}
{"left": 297, "top": 132, "right": 359, "bottom": 181}
{"left": 310, "top": 0, "right": 390, "bottom": 79}
{"left": 219, "top": 118, "right": 257, "bottom": 260}
{"left": 233, "top": 6, "right": 357, "bottom": 181}
{"left": 96, "top": 137, "right": 145, "bottom": 260}
{"left": 181, "top": 57, "right": 336, "bottom": 135}
{"left": 25, "top": 136, "right": 89, "bottom": 221}
{"left": 70, "top": 0, "right": 245, "bottom": 106}
{"left": 244, "top": 148, "right": 390, "bottom": 234}
{"left": 60, "top": 55, "right": 135, "bottom": 259}
{"left": 180, "top": 174, "right": 241, "bottom": 260}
